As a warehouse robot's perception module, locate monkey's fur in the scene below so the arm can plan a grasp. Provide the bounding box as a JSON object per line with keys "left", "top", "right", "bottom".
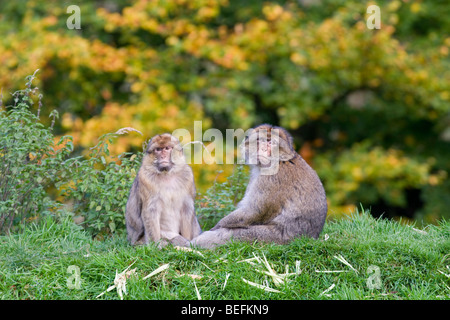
{"left": 125, "top": 133, "right": 201, "bottom": 247}
{"left": 191, "top": 124, "right": 327, "bottom": 249}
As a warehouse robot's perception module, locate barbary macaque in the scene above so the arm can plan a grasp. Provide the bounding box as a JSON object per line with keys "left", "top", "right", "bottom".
{"left": 191, "top": 124, "right": 327, "bottom": 249}
{"left": 125, "top": 133, "right": 201, "bottom": 247}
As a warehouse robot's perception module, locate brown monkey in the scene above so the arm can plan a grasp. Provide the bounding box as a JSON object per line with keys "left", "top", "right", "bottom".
{"left": 191, "top": 124, "right": 327, "bottom": 249}
{"left": 125, "top": 133, "right": 201, "bottom": 247}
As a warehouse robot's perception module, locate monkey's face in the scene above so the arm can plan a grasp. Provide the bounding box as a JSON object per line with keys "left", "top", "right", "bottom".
{"left": 154, "top": 145, "right": 173, "bottom": 171}
{"left": 255, "top": 137, "right": 272, "bottom": 167}
{"left": 241, "top": 124, "right": 296, "bottom": 174}
{"left": 146, "top": 134, "right": 184, "bottom": 172}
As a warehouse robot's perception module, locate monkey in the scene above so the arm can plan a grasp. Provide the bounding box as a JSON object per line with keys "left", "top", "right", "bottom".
{"left": 125, "top": 133, "right": 201, "bottom": 247}
{"left": 190, "top": 124, "right": 327, "bottom": 249}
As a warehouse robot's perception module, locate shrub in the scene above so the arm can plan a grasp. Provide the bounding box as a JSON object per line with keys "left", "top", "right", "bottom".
{"left": 0, "top": 71, "right": 73, "bottom": 234}
{"left": 59, "top": 129, "right": 143, "bottom": 239}
{"left": 195, "top": 165, "right": 249, "bottom": 230}
{"left": 0, "top": 71, "right": 143, "bottom": 237}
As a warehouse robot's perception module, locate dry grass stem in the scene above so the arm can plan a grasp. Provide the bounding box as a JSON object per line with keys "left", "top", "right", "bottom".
{"left": 315, "top": 270, "right": 349, "bottom": 273}
{"left": 261, "top": 252, "right": 284, "bottom": 286}
{"left": 176, "top": 274, "right": 203, "bottom": 280}
{"left": 222, "top": 273, "right": 231, "bottom": 290}
{"left": 237, "top": 257, "right": 260, "bottom": 265}
{"left": 412, "top": 227, "right": 428, "bottom": 235}
{"left": 242, "top": 278, "right": 282, "bottom": 293}
{"left": 96, "top": 260, "right": 137, "bottom": 300}
{"left": 320, "top": 283, "right": 335, "bottom": 297}
{"left": 142, "top": 263, "right": 170, "bottom": 280}
{"left": 181, "top": 141, "right": 212, "bottom": 161}
{"left": 334, "top": 254, "right": 359, "bottom": 274}
{"left": 114, "top": 127, "right": 143, "bottom": 136}
{"left": 174, "top": 246, "right": 205, "bottom": 258}
{"left": 194, "top": 279, "right": 202, "bottom": 300}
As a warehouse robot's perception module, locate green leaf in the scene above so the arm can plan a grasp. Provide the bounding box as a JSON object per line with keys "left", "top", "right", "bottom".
{"left": 109, "top": 221, "right": 116, "bottom": 232}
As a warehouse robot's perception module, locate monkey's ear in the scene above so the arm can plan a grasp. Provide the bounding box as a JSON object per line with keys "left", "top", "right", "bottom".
{"left": 171, "top": 142, "right": 186, "bottom": 164}
{"left": 145, "top": 138, "right": 153, "bottom": 153}
{"left": 269, "top": 127, "right": 295, "bottom": 162}
{"left": 279, "top": 146, "right": 296, "bottom": 161}
{"left": 274, "top": 136, "right": 296, "bottom": 162}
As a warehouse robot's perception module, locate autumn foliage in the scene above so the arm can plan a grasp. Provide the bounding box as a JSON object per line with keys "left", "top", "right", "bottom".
{"left": 1, "top": 0, "right": 449, "bottom": 224}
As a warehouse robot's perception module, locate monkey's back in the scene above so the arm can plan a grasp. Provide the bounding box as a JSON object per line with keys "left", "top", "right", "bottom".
{"left": 265, "top": 154, "right": 327, "bottom": 239}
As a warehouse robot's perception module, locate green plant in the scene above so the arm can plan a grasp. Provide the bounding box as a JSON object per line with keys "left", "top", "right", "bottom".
{"left": 195, "top": 164, "right": 249, "bottom": 230}
{"left": 0, "top": 71, "right": 73, "bottom": 234}
{"left": 59, "top": 128, "right": 144, "bottom": 239}
{"left": 0, "top": 71, "right": 144, "bottom": 238}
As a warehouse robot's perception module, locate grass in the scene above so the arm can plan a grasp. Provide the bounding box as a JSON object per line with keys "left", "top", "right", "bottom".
{"left": 0, "top": 210, "right": 449, "bottom": 300}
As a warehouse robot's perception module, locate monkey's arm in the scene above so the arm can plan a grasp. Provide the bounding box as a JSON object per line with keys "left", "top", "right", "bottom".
{"left": 125, "top": 180, "right": 145, "bottom": 245}
{"left": 179, "top": 171, "right": 201, "bottom": 239}
{"left": 141, "top": 198, "right": 161, "bottom": 242}
{"left": 212, "top": 207, "right": 257, "bottom": 230}
{"left": 180, "top": 198, "right": 202, "bottom": 239}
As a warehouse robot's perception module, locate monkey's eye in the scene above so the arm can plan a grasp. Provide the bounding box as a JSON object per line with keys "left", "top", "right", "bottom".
{"left": 164, "top": 147, "right": 171, "bottom": 151}
{"left": 156, "top": 147, "right": 162, "bottom": 152}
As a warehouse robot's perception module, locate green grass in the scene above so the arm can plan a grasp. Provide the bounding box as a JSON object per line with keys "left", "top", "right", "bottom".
{"left": 0, "top": 210, "right": 449, "bottom": 300}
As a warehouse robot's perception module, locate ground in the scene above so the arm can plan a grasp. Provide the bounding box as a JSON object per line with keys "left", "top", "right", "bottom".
{"left": 0, "top": 211, "right": 449, "bottom": 300}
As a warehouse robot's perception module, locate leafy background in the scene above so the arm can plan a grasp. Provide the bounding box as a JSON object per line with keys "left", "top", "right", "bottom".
{"left": 1, "top": 0, "right": 449, "bottom": 236}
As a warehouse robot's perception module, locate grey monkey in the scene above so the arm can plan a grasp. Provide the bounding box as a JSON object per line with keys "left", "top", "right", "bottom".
{"left": 191, "top": 124, "right": 327, "bottom": 249}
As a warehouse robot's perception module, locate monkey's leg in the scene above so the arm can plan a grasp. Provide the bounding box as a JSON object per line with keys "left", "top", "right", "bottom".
{"left": 231, "top": 225, "right": 288, "bottom": 244}
{"left": 125, "top": 181, "right": 144, "bottom": 245}
{"left": 126, "top": 223, "right": 144, "bottom": 245}
{"left": 126, "top": 212, "right": 144, "bottom": 245}
{"left": 159, "top": 230, "right": 191, "bottom": 247}
{"left": 179, "top": 200, "right": 202, "bottom": 239}
{"left": 169, "top": 235, "right": 190, "bottom": 247}
{"left": 134, "top": 235, "right": 146, "bottom": 245}
{"left": 141, "top": 207, "right": 161, "bottom": 244}
{"left": 190, "top": 228, "right": 234, "bottom": 249}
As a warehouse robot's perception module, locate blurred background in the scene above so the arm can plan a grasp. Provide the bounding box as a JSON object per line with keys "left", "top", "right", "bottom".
{"left": 0, "top": 0, "right": 449, "bottom": 224}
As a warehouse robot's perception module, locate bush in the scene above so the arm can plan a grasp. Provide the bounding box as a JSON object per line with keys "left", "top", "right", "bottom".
{"left": 59, "top": 130, "right": 143, "bottom": 238}
{"left": 0, "top": 71, "right": 73, "bottom": 234}
{"left": 195, "top": 165, "right": 249, "bottom": 230}
{"left": 0, "top": 72, "right": 143, "bottom": 237}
